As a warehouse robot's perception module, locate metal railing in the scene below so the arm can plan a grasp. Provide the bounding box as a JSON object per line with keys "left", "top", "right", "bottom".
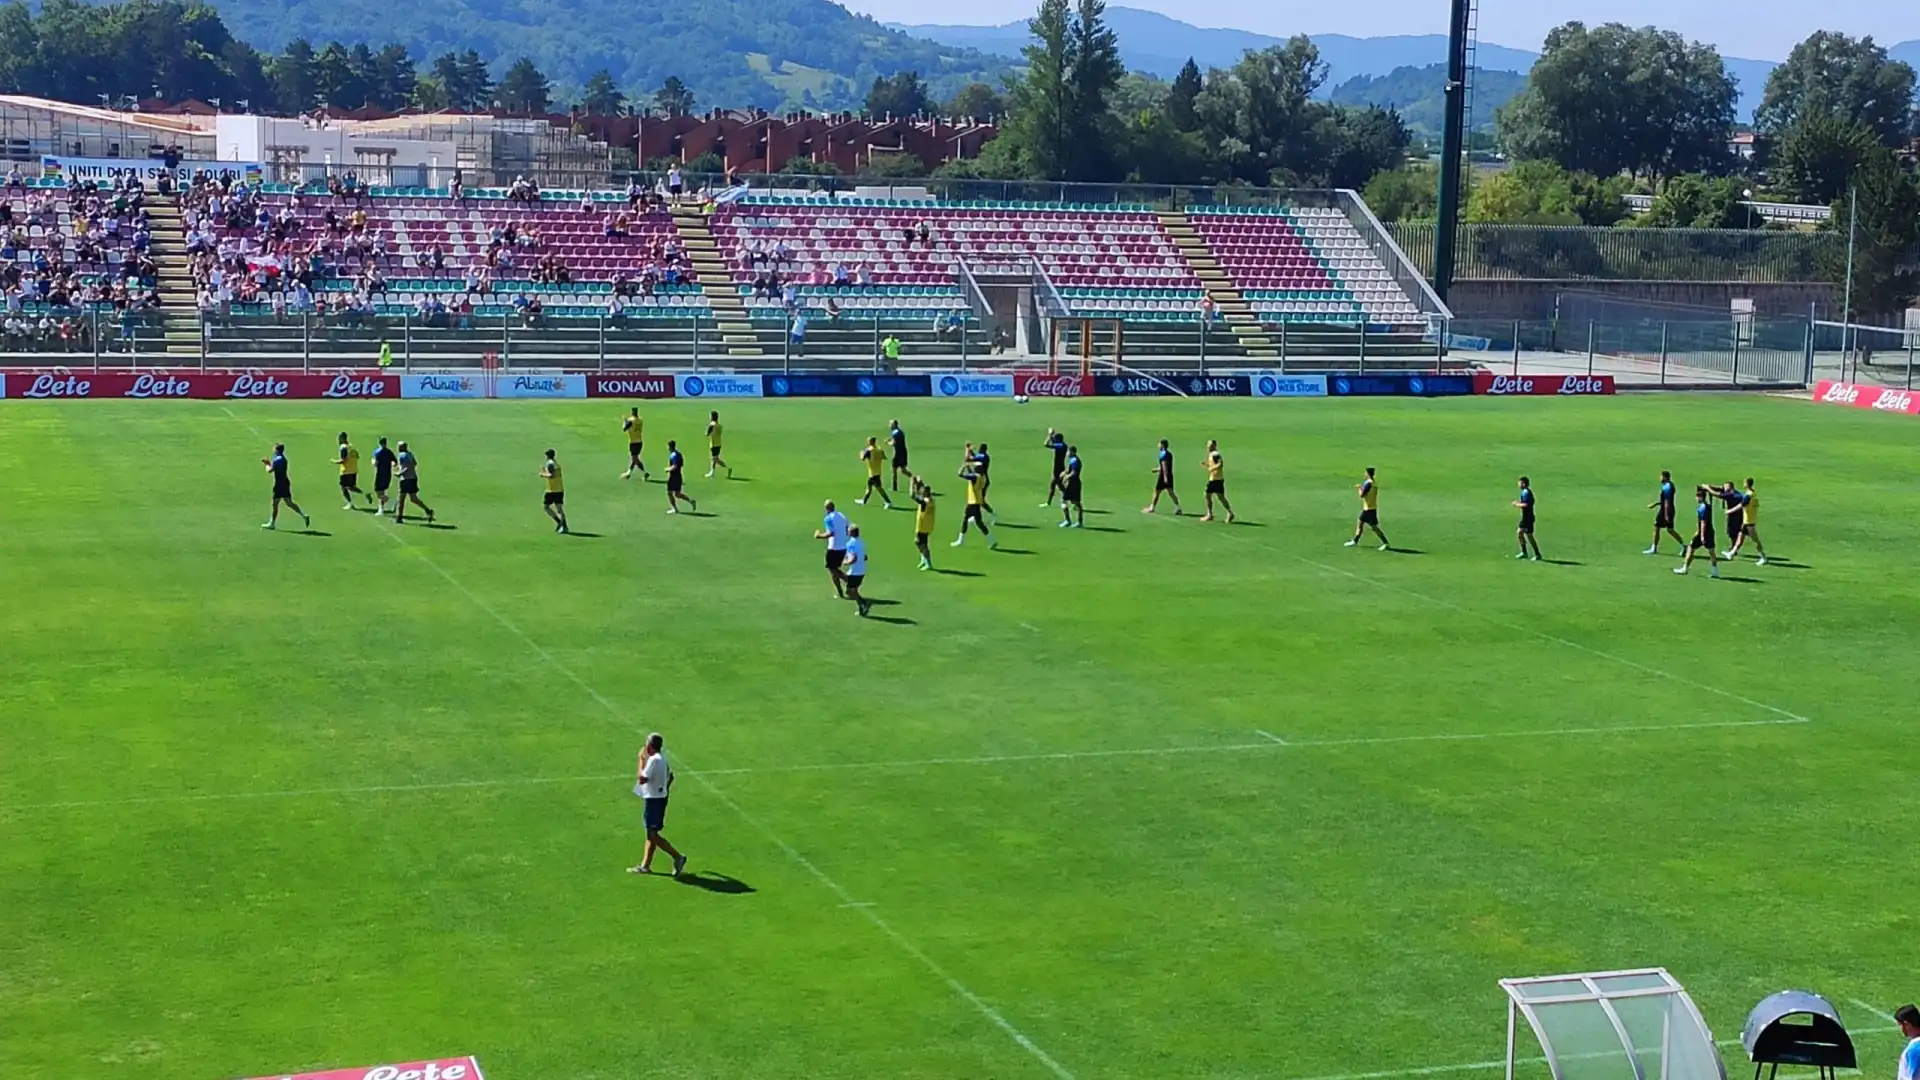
{"left": 1621, "top": 193, "right": 1832, "bottom": 224}
{"left": 1387, "top": 223, "right": 1836, "bottom": 283}
{"left": 955, "top": 262, "right": 993, "bottom": 323}
{"left": 1449, "top": 315, "right": 1814, "bottom": 387}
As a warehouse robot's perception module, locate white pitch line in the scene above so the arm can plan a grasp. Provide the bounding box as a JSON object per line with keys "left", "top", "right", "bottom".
{"left": 8, "top": 717, "right": 1806, "bottom": 814}
{"left": 363, "top": 512, "right": 1077, "bottom": 1080}
{"left": 1263, "top": 540, "right": 1812, "bottom": 726}
{"left": 1849, "top": 997, "right": 1893, "bottom": 1022}
{"left": 2, "top": 773, "right": 629, "bottom": 813}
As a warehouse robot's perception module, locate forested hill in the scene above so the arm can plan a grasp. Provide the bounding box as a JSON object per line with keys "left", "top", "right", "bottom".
{"left": 1330, "top": 64, "right": 1526, "bottom": 135}
{"left": 198, "top": 0, "right": 1010, "bottom": 109}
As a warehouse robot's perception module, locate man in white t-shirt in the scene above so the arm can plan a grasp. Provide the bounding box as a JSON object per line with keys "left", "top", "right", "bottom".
{"left": 628, "top": 732, "right": 687, "bottom": 877}
{"left": 843, "top": 524, "right": 871, "bottom": 617}
{"left": 813, "top": 499, "right": 851, "bottom": 599}
{"left": 1896, "top": 1004, "right": 1920, "bottom": 1080}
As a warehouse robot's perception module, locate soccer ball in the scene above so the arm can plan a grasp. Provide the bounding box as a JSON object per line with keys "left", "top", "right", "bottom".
{"left": 1014, "top": 394, "right": 1029, "bottom": 404}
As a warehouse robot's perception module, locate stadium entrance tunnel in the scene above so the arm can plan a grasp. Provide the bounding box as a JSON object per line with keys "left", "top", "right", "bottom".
{"left": 1500, "top": 969, "right": 1727, "bottom": 1080}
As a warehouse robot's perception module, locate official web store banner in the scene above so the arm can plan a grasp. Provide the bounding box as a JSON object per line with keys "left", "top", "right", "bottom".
{"left": 674, "top": 373, "right": 763, "bottom": 399}
{"left": 763, "top": 373, "right": 930, "bottom": 397}
{"left": 1328, "top": 373, "right": 1474, "bottom": 397}
{"left": 929, "top": 372, "right": 1015, "bottom": 398}
{"left": 1250, "top": 374, "right": 1328, "bottom": 398}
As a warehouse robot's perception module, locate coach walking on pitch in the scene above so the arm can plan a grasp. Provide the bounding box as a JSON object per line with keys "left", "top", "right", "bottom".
{"left": 628, "top": 732, "right": 687, "bottom": 877}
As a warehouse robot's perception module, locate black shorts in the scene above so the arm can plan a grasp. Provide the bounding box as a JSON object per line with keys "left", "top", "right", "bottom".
{"left": 1205, "top": 479, "right": 1225, "bottom": 496}
{"left": 339, "top": 473, "right": 358, "bottom": 489}
{"left": 1741, "top": 522, "right": 1757, "bottom": 536}
{"left": 709, "top": 445, "right": 721, "bottom": 459}
{"left": 1359, "top": 508, "right": 1379, "bottom": 526}
{"left": 642, "top": 796, "right": 668, "bottom": 832}
{"left": 400, "top": 478, "right": 420, "bottom": 496}
{"left": 272, "top": 482, "right": 293, "bottom": 500}
{"left": 544, "top": 491, "right": 564, "bottom": 507}
{"left": 668, "top": 183, "right": 683, "bottom": 196}
{"left": 667, "top": 473, "right": 683, "bottom": 492}
{"left": 628, "top": 441, "right": 643, "bottom": 457}
{"left": 915, "top": 531, "right": 929, "bottom": 545}
{"left": 1692, "top": 530, "right": 1717, "bottom": 551}
{"left": 1655, "top": 506, "right": 1675, "bottom": 528}
{"left": 893, "top": 452, "right": 909, "bottom": 470}
{"left": 1518, "top": 512, "right": 1535, "bottom": 533}
{"left": 1063, "top": 481, "right": 1082, "bottom": 504}
{"left": 1155, "top": 477, "right": 1174, "bottom": 492}
{"left": 1726, "top": 513, "right": 1744, "bottom": 535}
{"left": 374, "top": 472, "right": 392, "bottom": 493}
{"left": 844, "top": 573, "right": 865, "bottom": 590}
{"left": 964, "top": 504, "right": 985, "bottom": 522}
{"left": 866, "top": 474, "right": 884, "bottom": 488}
{"left": 826, "top": 548, "right": 846, "bottom": 570}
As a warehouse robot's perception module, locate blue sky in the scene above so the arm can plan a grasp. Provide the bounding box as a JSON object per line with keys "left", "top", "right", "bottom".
{"left": 852, "top": 0, "right": 1920, "bottom": 59}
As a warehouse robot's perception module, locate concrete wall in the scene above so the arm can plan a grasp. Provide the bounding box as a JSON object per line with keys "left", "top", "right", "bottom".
{"left": 1448, "top": 279, "right": 1839, "bottom": 321}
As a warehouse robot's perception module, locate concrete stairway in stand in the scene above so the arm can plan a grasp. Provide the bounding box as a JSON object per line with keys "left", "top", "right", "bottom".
{"left": 1158, "top": 209, "right": 1277, "bottom": 359}
{"left": 671, "top": 206, "right": 763, "bottom": 358}
{"left": 145, "top": 194, "right": 201, "bottom": 358}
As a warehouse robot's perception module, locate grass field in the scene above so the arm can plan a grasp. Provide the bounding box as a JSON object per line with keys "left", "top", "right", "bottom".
{"left": 4, "top": 393, "right": 1920, "bottom": 1080}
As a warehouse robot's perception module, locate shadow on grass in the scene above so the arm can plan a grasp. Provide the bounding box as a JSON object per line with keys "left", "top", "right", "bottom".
{"left": 565, "top": 531, "right": 603, "bottom": 539}
{"left": 1718, "top": 575, "right": 1765, "bottom": 584}
{"left": 1081, "top": 526, "right": 1125, "bottom": 533}
{"left": 416, "top": 521, "right": 458, "bottom": 531}
{"left": 865, "top": 614, "right": 917, "bottom": 625}
{"left": 1539, "top": 558, "right": 1582, "bottom": 566}
{"left": 1387, "top": 547, "right": 1427, "bottom": 555}
{"left": 1230, "top": 520, "right": 1267, "bottom": 528}
{"left": 994, "top": 547, "right": 1035, "bottom": 556}
{"left": 675, "top": 511, "right": 718, "bottom": 518}
{"left": 995, "top": 522, "right": 1036, "bottom": 530}
{"left": 676, "top": 871, "right": 756, "bottom": 895}
{"left": 863, "top": 597, "right": 902, "bottom": 607}
{"left": 934, "top": 568, "right": 984, "bottom": 577}
{"left": 291, "top": 529, "right": 332, "bottom": 537}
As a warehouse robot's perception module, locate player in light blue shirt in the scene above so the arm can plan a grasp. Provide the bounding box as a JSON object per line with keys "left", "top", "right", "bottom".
{"left": 1895, "top": 1004, "right": 1920, "bottom": 1080}
{"left": 842, "top": 525, "right": 871, "bottom": 617}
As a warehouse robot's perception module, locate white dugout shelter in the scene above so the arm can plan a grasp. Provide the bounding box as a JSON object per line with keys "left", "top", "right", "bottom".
{"left": 1501, "top": 969, "right": 1727, "bottom": 1080}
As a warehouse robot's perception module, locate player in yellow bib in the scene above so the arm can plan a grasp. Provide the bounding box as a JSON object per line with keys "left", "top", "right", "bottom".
{"left": 540, "top": 448, "right": 569, "bottom": 534}
{"left": 951, "top": 461, "right": 996, "bottom": 549}
{"left": 334, "top": 431, "right": 371, "bottom": 510}
{"left": 1200, "top": 439, "right": 1235, "bottom": 523}
{"left": 621, "top": 408, "right": 648, "bottom": 480}
{"left": 856, "top": 436, "right": 894, "bottom": 507}
{"left": 1725, "top": 476, "right": 1768, "bottom": 564}
{"left": 911, "top": 475, "right": 936, "bottom": 569}
{"left": 705, "top": 411, "right": 730, "bottom": 478}
{"left": 1346, "top": 466, "right": 1390, "bottom": 550}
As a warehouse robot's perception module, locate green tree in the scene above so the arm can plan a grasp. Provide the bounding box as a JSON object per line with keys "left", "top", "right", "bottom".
{"left": 369, "top": 44, "right": 417, "bottom": 109}
{"left": 498, "top": 57, "right": 551, "bottom": 114}
{"left": 1362, "top": 164, "right": 1440, "bottom": 222}
{"left": 1323, "top": 105, "right": 1409, "bottom": 191}
{"left": 271, "top": 38, "right": 320, "bottom": 113}
{"left": 1166, "top": 56, "right": 1202, "bottom": 131}
{"left": 865, "top": 70, "right": 931, "bottom": 117}
{"left": 945, "top": 82, "right": 1006, "bottom": 120}
{"left": 1772, "top": 114, "right": 1880, "bottom": 205}
{"left": 1824, "top": 147, "right": 1920, "bottom": 318}
{"left": 432, "top": 49, "right": 493, "bottom": 111}
{"left": 1467, "top": 160, "right": 1581, "bottom": 224}
{"left": 1495, "top": 22, "right": 1735, "bottom": 180}
{"left": 1756, "top": 32, "right": 1916, "bottom": 146}
{"left": 1194, "top": 37, "right": 1329, "bottom": 184}
{"left": 579, "top": 69, "right": 625, "bottom": 114}
{"left": 411, "top": 71, "right": 449, "bottom": 110}
{"left": 997, "top": 0, "right": 1123, "bottom": 181}
{"left": 1636, "top": 174, "right": 1758, "bottom": 229}
{"left": 1114, "top": 105, "right": 1209, "bottom": 184}
{"left": 859, "top": 152, "right": 929, "bottom": 178}
{"left": 314, "top": 41, "right": 369, "bottom": 108}
{"left": 653, "top": 74, "right": 695, "bottom": 117}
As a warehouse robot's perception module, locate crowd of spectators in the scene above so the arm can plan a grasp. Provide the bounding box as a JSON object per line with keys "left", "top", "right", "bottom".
{"left": 1, "top": 173, "right": 163, "bottom": 350}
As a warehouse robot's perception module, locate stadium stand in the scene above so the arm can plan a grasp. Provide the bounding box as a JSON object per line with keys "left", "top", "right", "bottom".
{"left": 2, "top": 174, "right": 1443, "bottom": 367}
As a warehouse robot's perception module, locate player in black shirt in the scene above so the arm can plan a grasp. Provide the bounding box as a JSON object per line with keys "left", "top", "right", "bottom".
{"left": 1042, "top": 428, "right": 1068, "bottom": 506}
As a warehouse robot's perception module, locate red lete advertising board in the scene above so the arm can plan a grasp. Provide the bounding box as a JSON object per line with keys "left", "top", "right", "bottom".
{"left": 240, "top": 1056, "right": 484, "bottom": 1080}
{"left": 586, "top": 372, "right": 675, "bottom": 398}
{"left": 1813, "top": 379, "right": 1920, "bottom": 415}
{"left": 1012, "top": 372, "right": 1093, "bottom": 398}
{"left": 1473, "top": 372, "right": 1616, "bottom": 395}
{"left": 1, "top": 370, "right": 398, "bottom": 399}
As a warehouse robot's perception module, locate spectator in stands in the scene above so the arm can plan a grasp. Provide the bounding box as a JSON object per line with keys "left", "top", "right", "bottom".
{"left": 831, "top": 262, "right": 849, "bottom": 288}
{"left": 605, "top": 212, "right": 629, "bottom": 238}
{"left": 773, "top": 238, "right": 794, "bottom": 267}
{"left": 935, "top": 310, "right": 966, "bottom": 341}
{"left": 626, "top": 179, "right": 645, "bottom": 208}
{"left": 1198, "top": 296, "right": 1218, "bottom": 323}
{"left": 782, "top": 280, "right": 799, "bottom": 312}
{"left": 5, "top": 165, "right": 25, "bottom": 193}
{"left": 667, "top": 166, "right": 683, "bottom": 204}
{"left": 789, "top": 311, "right": 808, "bottom": 356}
{"left": 363, "top": 265, "right": 388, "bottom": 298}
{"left": 899, "top": 223, "right": 914, "bottom": 248}
{"left": 449, "top": 173, "right": 465, "bottom": 202}
{"left": 579, "top": 192, "right": 595, "bottom": 214}
{"left": 916, "top": 220, "right": 933, "bottom": 248}
{"left": 453, "top": 294, "right": 473, "bottom": 329}
{"left": 825, "top": 297, "right": 842, "bottom": 322}
{"left": 856, "top": 265, "right": 874, "bottom": 287}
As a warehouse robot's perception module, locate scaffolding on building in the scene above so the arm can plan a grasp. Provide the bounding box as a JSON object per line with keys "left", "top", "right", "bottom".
{"left": 342, "top": 114, "right": 613, "bottom": 188}
{"left": 0, "top": 95, "right": 214, "bottom": 165}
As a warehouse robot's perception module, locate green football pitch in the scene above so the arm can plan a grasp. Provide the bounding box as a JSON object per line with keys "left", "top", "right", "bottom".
{"left": 4, "top": 394, "right": 1918, "bottom": 1080}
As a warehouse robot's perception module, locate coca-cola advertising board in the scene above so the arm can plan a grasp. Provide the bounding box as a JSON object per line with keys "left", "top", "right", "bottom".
{"left": 587, "top": 373, "right": 675, "bottom": 398}
{"left": 1473, "top": 372, "right": 1617, "bottom": 395}
{"left": 1012, "top": 372, "right": 1093, "bottom": 398}
{"left": 1, "top": 370, "right": 400, "bottom": 399}
{"left": 239, "top": 1056, "right": 484, "bottom": 1080}
{"left": 1812, "top": 379, "right": 1920, "bottom": 416}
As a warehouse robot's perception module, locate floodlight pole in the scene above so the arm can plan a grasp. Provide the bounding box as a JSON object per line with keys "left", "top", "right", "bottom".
{"left": 1840, "top": 185, "right": 1858, "bottom": 381}
{"left": 1432, "top": 0, "right": 1473, "bottom": 303}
